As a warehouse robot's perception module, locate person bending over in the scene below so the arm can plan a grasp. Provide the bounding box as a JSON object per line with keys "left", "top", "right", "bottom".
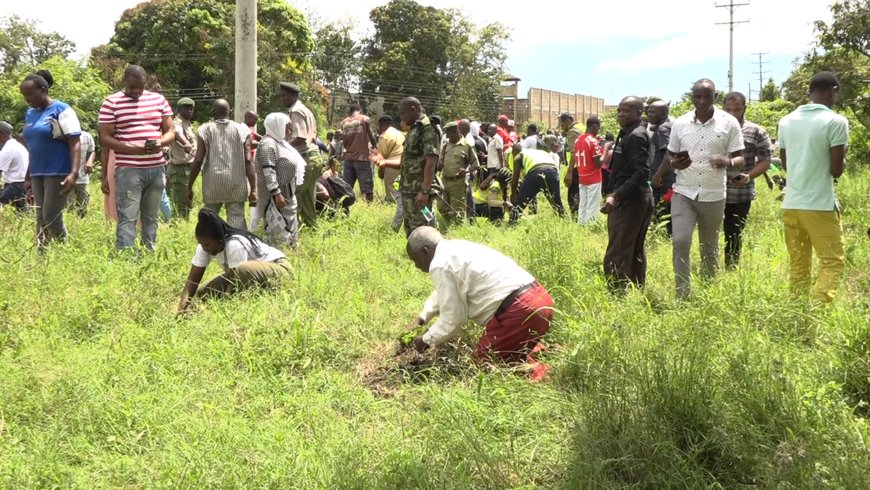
{"left": 177, "top": 208, "right": 291, "bottom": 314}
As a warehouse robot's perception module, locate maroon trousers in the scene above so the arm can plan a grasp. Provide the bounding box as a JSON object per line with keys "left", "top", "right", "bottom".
{"left": 475, "top": 283, "right": 553, "bottom": 364}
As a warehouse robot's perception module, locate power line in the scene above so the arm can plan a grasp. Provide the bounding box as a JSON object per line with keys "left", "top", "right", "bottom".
{"left": 752, "top": 52, "right": 770, "bottom": 101}
{"left": 715, "top": 0, "right": 750, "bottom": 93}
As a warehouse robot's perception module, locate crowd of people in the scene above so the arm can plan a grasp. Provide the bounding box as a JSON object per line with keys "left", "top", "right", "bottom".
{"left": 0, "top": 64, "right": 851, "bottom": 376}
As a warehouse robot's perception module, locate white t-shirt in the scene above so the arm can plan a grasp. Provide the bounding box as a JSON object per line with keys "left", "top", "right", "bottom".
{"left": 0, "top": 138, "right": 29, "bottom": 183}
{"left": 487, "top": 136, "right": 504, "bottom": 169}
{"left": 76, "top": 131, "right": 96, "bottom": 184}
{"left": 191, "top": 235, "right": 285, "bottom": 271}
{"left": 521, "top": 135, "right": 539, "bottom": 150}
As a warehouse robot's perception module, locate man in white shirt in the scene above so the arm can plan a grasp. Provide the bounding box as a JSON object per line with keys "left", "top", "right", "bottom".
{"left": 664, "top": 79, "right": 744, "bottom": 298}
{"left": 521, "top": 123, "right": 541, "bottom": 149}
{"left": 404, "top": 227, "right": 553, "bottom": 378}
{"left": 486, "top": 124, "right": 504, "bottom": 171}
{"left": 67, "top": 130, "right": 96, "bottom": 217}
{"left": 0, "top": 121, "right": 29, "bottom": 209}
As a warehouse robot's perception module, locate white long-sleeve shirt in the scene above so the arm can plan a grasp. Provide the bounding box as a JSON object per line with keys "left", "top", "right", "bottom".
{"left": 0, "top": 138, "right": 29, "bottom": 183}
{"left": 419, "top": 239, "right": 534, "bottom": 347}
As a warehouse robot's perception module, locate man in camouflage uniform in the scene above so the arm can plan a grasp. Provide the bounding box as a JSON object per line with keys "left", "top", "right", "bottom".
{"left": 167, "top": 97, "right": 196, "bottom": 219}
{"left": 280, "top": 82, "right": 325, "bottom": 229}
{"left": 559, "top": 112, "right": 585, "bottom": 217}
{"left": 398, "top": 97, "right": 439, "bottom": 236}
{"left": 437, "top": 120, "right": 479, "bottom": 226}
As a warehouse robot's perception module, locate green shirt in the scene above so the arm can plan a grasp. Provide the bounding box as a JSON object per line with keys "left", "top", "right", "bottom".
{"left": 440, "top": 139, "right": 478, "bottom": 179}
{"left": 399, "top": 115, "right": 439, "bottom": 195}
{"left": 778, "top": 104, "right": 849, "bottom": 211}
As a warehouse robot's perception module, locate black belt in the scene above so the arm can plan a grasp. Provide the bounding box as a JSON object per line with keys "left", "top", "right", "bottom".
{"left": 496, "top": 282, "right": 538, "bottom": 316}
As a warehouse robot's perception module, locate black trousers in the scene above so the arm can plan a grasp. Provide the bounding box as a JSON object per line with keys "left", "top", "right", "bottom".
{"left": 567, "top": 168, "right": 580, "bottom": 216}
{"left": 604, "top": 191, "right": 654, "bottom": 291}
{"left": 724, "top": 201, "right": 752, "bottom": 268}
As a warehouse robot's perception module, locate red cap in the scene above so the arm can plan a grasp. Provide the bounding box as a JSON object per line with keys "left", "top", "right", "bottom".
{"left": 498, "top": 114, "right": 509, "bottom": 121}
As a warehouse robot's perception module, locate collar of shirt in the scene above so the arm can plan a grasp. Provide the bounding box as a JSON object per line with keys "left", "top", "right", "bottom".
{"left": 799, "top": 103, "right": 832, "bottom": 113}
{"left": 618, "top": 120, "right": 642, "bottom": 138}
{"left": 691, "top": 108, "right": 724, "bottom": 126}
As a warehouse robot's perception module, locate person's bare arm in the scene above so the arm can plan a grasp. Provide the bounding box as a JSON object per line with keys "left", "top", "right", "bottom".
{"left": 99, "top": 122, "right": 148, "bottom": 155}
{"left": 159, "top": 116, "right": 175, "bottom": 148}
{"left": 187, "top": 136, "right": 207, "bottom": 199}
{"left": 416, "top": 154, "right": 438, "bottom": 210}
{"left": 61, "top": 135, "right": 82, "bottom": 195}
{"left": 830, "top": 145, "right": 846, "bottom": 178}
{"left": 510, "top": 155, "right": 522, "bottom": 202}
{"left": 244, "top": 135, "right": 257, "bottom": 203}
{"left": 83, "top": 147, "right": 96, "bottom": 174}
{"left": 780, "top": 149, "right": 787, "bottom": 171}
{"left": 178, "top": 265, "right": 207, "bottom": 315}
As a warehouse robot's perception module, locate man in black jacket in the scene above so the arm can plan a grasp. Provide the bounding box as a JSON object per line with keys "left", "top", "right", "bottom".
{"left": 600, "top": 96, "right": 653, "bottom": 292}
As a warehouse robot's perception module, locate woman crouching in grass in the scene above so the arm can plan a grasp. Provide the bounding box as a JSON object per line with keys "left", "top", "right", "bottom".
{"left": 177, "top": 208, "right": 291, "bottom": 314}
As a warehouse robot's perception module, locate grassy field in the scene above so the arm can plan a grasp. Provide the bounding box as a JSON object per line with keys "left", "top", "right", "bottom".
{"left": 1, "top": 169, "right": 869, "bottom": 488}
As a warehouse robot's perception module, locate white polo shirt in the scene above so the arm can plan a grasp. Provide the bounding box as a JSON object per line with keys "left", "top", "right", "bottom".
{"left": 667, "top": 108, "right": 744, "bottom": 202}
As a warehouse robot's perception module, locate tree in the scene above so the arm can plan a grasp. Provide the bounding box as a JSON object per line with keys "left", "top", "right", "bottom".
{"left": 0, "top": 56, "right": 111, "bottom": 133}
{"left": 815, "top": 0, "right": 870, "bottom": 58}
{"left": 312, "top": 18, "right": 362, "bottom": 127}
{"left": 0, "top": 15, "right": 75, "bottom": 74}
{"left": 760, "top": 78, "right": 781, "bottom": 102}
{"left": 360, "top": 0, "right": 508, "bottom": 120}
{"left": 91, "top": 0, "right": 317, "bottom": 124}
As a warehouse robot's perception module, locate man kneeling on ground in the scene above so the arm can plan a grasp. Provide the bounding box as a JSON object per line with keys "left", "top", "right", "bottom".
{"left": 404, "top": 226, "right": 553, "bottom": 379}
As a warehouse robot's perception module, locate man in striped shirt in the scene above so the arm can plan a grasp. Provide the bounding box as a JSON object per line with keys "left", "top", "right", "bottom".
{"left": 99, "top": 65, "right": 175, "bottom": 250}
{"left": 186, "top": 99, "right": 255, "bottom": 230}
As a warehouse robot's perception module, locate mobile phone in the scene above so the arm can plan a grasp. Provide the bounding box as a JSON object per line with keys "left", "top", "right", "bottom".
{"left": 420, "top": 206, "right": 435, "bottom": 224}
{"left": 145, "top": 139, "right": 157, "bottom": 148}
{"left": 675, "top": 151, "right": 690, "bottom": 159}
{"left": 730, "top": 175, "right": 743, "bottom": 183}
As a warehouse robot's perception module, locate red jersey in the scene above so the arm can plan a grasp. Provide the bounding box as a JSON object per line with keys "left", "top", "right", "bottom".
{"left": 573, "top": 133, "right": 603, "bottom": 185}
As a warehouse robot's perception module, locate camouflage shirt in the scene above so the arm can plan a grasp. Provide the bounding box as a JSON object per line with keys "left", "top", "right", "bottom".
{"left": 399, "top": 115, "right": 439, "bottom": 195}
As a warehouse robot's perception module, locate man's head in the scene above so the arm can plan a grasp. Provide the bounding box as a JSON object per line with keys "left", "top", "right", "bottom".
{"left": 809, "top": 71, "right": 840, "bottom": 108}
{"left": 527, "top": 123, "right": 538, "bottom": 136}
{"left": 498, "top": 114, "right": 509, "bottom": 128}
{"left": 244, "top": 110, "right": 258, "bottom": 128}
{"left": 444, "top": 120, "right": 461, "bottom": 144}
{"left": 723, "top": 92, "right": 747, "bottom": 123}
{"left": 543, "top": 134, "right": 558, "bottom": 152}
{"left": 326, "top": 131, "right": 334, "bottom": 141}
{"left": 123, "top": 65, "right": 147, "bottom": 100}
{"left": 279, "top": 82, "right": 301, "bottom": 108}
{"left": 177, "top": 98, "right": 195, "bottom": 121}
{"left": 691, "top": 78, "right": 716, "bottom": 114}
{"left": 486, "top": 124, "right": 498, "bottom": 137}
{"left": 0, "top": 121, "right": 12, "bottom": 143}
{"left": 511, "top": 142, "right": 523, "bottom": 157}
{"left": 406, "top": 226, "right": 443, "bottom": 272}
{"left": 348, "top": 103, "right": 362, "bottom": 116}
{"left": 586, "top": 116, "right": 601, "bottom": 136}
{"left": 212, "top": 99, "right": 230, "bottom": 120}
{"left": 558, "top": 112, "right": 575, "bottom": 131}
{"left": 508, "top": 119, "right": 515, "bottom": 131}
{"left": 399, "top": 97, "right": 423, "bottom": 125}
{"left": 616, "top": 97, "right": 643, "bottom": 128}
{"left": 458, "top": 119, "right": 471, "bottom": 137}
{"left": 378, "top": 114, "right": 393, "bottom": 134}
{"left": 646, "top": 100, "right": 670, "bottom": 126}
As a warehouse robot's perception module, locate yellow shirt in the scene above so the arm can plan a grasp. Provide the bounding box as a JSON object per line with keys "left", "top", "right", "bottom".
{"left": 377, "top": 126, "right": 405, "bottom": 160}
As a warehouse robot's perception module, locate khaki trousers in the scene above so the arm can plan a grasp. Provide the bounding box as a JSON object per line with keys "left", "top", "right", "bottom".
{"left": 196, "top": 260, "right": 292, "bottom": 298}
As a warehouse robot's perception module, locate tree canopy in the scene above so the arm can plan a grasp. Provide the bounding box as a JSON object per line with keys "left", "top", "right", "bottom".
{"left": 359, "top": 0, "right": 508, "bottom": 121}
{"left": 0, "top": 15, "right": 75, "bottom": 74}
{"left": 91, "top": 0, "right": 317, "bottom": 123}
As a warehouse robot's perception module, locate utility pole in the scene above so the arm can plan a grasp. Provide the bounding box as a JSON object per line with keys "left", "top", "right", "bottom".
{"left": 716, "top": 1, "right": 750, "bottom": 93}
{"left": 752, "top": 52, "right": 770, "bottom": 100}
{"left": 234, "top": 0, "right": 257, "bottom": 122}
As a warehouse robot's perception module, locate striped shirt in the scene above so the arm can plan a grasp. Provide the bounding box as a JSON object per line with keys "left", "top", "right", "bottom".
{"left": 98, "top": 90, "right": 173, "bottom": 168}
{"left": 198, "top": 119, "right": 250, "bottom": 204}
{"left": 725, "top": 119, "right": 772, "bottom": 204}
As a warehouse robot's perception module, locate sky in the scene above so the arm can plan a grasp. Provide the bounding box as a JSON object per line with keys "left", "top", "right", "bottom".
{"left": 6, "top": 0, "right": 833, "bottom": 105}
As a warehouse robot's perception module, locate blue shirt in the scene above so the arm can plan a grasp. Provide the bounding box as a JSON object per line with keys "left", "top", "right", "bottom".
{"left": 23, "top": 100, "right": 82, "bottom": 177}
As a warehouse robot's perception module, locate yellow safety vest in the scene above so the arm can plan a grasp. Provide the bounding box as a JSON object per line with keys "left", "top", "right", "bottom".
{"left": 474, "top": 180, "right": 503, "bottom": 207}
{"left": 520, "top": 149, "right": 558, "bottom": 175}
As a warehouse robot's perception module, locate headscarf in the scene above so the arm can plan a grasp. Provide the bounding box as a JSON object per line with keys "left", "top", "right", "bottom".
{"left": 263, "top": 112, "right": 306, "bottom": 186}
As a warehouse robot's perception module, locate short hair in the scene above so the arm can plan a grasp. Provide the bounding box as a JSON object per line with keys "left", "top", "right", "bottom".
{"left": 527, "top": 123, "right": 538, "bottom": 133}
{"left": 693, "top": 78, "right": 716, "bottom": 91}
{"left": 400, "top": 97, "right": 421, "bottom": 110}
{"left": 378, "top": 114, "right": 393, "bottom": 124}
{"left": 348, "top": 103, "right": 362, "bottom": 114}
{"left": 620, "top": 96, "right": 644, "bottom": 112}
{"left": 724, "top": 91, "right": 747, "bottom": 105}
{"left": 0, "top": 121, "right": 13, "bottom": 135}
{"left": 809, "top": 71, "right": 840, "bottom": 93}
{"left": 407, "top": 226, "right": 442, "bottom": 257}
{"left": 586, "top": 116, "right": 601, "bottom": 127}
{"left": 605, "top": 132, "right": 615, "bottom": 141}
{"left": 124, "top": 65, "right": 147, "bottom": 80}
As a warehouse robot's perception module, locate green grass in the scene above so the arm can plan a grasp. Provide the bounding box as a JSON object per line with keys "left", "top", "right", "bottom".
{"left": 1, "top": 169, "right": 869, "bottom": 488}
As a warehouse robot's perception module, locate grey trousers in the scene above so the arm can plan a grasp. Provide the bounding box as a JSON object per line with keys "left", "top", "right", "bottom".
{"left": 31, "top": 176, "right": 68, "bottom": 246}
{"left": 671, "top": 193, "right": 726, "bottom": 298}
{"left": 205, "top": 202, "right": 247, "bottom": 230}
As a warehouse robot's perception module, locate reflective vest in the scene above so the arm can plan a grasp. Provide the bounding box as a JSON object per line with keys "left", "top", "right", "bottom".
{"left": 473, "top": 180, "right": 503, "bottom": 207}
{"left": 520, "top": 149, "right": 558, "bottom": 176}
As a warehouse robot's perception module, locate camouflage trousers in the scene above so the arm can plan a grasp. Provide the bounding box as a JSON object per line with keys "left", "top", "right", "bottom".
{"left": 401, "top": 191, "right": 438, "bottom": 237}
{"left": 167, "top": 164, "right": 193, "bottom": 219}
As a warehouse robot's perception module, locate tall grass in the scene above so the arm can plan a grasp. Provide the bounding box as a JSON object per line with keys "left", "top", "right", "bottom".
{"left": 0, "top": 168, "right": 868, "bottom": 488}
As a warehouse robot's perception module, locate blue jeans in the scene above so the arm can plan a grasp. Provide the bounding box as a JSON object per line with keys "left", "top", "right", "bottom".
{"left": 510, "top": 166, "right": 564, "bottom": 223}
{"left": 0, "top": 181, "right": 26, "bottom": 209}
{"left": 115, "top": 166, "right": 166, "bottom": 250}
